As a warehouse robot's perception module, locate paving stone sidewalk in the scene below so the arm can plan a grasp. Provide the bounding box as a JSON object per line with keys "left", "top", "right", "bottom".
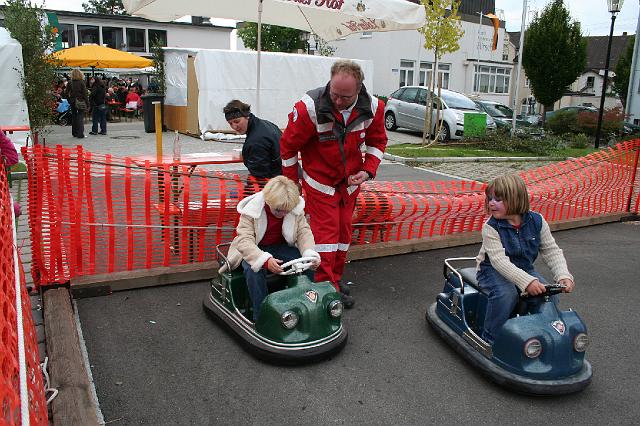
{"left": 415, "top": 160, "right": 556, "bottom": 182}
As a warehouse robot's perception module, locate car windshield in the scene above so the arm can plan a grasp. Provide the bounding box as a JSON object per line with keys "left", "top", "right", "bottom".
{"left": 482, "top": 103, "right": 514, "bottom": 118}
{"left": 441, "top": 91, "right": 477, "bottom": 111}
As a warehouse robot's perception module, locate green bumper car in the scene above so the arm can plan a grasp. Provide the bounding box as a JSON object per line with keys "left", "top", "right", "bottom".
{"left": 203, "top": 245, "right": 347, "bottom": 363}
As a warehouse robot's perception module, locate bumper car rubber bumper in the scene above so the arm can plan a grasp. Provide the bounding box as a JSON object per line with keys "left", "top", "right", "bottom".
{"left": 203, "top": 293, "right": 347, "bottom": 364}
{"left": 426, "top": 303, "right": 592, "bottom": 395}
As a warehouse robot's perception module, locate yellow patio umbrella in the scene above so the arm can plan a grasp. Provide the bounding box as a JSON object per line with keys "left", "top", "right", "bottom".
{"left": 51, "top": 44, "right": 153, "bottom": 68}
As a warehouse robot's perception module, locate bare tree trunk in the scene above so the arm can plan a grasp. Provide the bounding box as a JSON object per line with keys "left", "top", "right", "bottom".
{"left": 424, "top": 69, "right": 444, "bottom": 148}
{"left": 422, "top": 48, "right": 439, "bottom": 145}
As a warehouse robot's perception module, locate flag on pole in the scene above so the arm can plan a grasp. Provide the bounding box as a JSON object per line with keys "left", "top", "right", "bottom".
{"left": 485, "top": 13, "right": 500, "bottom": 51}
{"left": 44, "top": 12, "right": 63, "bottom": 51}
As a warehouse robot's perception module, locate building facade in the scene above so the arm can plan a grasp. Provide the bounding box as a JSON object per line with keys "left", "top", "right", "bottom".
{"left": 508, "top": 31, "right": 632, "bottom": 115}
{"left": 326, "top": 1, "right": 512, "bottom": 103}
{"left": 0, "top": 8, "right": 233, "bottom": 57}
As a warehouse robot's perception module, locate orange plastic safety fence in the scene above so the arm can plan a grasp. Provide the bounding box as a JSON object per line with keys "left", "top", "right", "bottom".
{"left": 0, "top": 167, "right": 48, "bottom": 425}
{"left": 21, "top": 140, "right": 640, "bottom": 288}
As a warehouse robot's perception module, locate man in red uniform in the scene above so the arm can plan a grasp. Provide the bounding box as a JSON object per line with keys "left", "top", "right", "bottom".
{"left": 279, "top": 60, "right": 387, "bottom": 308}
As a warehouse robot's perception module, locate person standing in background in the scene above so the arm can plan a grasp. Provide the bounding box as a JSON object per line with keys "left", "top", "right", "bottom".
{"left": 89, "top": 77, "right": 107, "bottom": 135}
{"left": 65, "top": 68, "right": 88, "bottom": 139}
{"left": 223, "top": 100, "right": 282, "bottom": 179}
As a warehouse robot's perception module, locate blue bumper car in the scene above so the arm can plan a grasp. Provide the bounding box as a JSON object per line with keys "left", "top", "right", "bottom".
{"left": 426, "top": 257, "right": 592, "bottom": 395}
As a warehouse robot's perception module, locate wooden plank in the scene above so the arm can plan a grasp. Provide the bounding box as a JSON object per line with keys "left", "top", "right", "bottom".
{"left": 70, "top": 261, "right": 219, "bottom": 297}
{"left": 548, "top": 213, "right": 626, "bottom": 231}
{"left": 347, "top": 214, "right": 624, "bottom": 261}
{"left": 347, "top": 232, "right": 482, "bottom": 261}
{"left": 44, "top": 287, "right": 100, "bottom": 426}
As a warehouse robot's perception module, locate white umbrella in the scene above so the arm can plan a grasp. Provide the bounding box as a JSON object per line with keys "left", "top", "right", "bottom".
{"left": 123, "top": 0, "right": 426, "bottom": 111}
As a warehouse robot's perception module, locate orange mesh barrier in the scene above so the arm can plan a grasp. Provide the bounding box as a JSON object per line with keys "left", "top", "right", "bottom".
{"left": 21, "top": 140, "right": 640, "bottom": 287}
{"left": 0, "top": 167, "right": 48, "bottom": 425}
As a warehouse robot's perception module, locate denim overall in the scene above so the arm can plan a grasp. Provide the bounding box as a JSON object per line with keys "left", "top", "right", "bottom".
{"left": 477, "top": 211, "right": 553, "bottom": 343}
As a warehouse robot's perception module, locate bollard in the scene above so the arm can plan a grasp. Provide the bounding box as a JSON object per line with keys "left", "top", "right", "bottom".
{"left": 154, "top": 101, "right": 162, "bottom": 163}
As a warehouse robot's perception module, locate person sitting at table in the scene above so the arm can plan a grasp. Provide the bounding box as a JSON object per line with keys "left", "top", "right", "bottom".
{"left": 218, "top": 175, "right": 320, "bottom": 322}
{"left": 125, "top": 87, "right": 142, "bottom": 110}
{"left": 105, "top": 87, "right": 116, "bottom": 103}
{"left": 223, "top": 99, "right": 282, "bottom": 179}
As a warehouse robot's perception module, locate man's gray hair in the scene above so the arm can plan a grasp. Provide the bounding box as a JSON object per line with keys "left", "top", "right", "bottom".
{"left": 331, "top": 60, "right": 364, "bottom": 87}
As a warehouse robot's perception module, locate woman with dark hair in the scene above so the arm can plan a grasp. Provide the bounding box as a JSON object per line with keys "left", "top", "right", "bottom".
{"left": 223, "top": 99, "right": 282, "bottom": 179}
{"left": 65, "top": 68, "right": 89, "bottom": 138}
{"left": 89, "top": 78, "right": 107, "bottom": 135}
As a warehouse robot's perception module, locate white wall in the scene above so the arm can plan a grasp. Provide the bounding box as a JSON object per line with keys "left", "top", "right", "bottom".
{"left": 166, "top": 25, "right": 231, "bottom": 50}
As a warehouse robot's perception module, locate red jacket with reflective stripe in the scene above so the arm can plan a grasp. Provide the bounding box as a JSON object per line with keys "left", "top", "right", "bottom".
{"left": 280, "top": 83, "right": 387, "bottom": 189}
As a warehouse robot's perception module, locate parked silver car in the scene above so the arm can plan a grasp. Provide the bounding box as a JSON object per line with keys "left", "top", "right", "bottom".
{"left": 383, "top": 86, "right": 496, "bottom": 140}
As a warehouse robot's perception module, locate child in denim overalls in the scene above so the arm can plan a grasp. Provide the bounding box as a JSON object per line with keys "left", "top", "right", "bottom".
{"left": 476, "top": 174, "right": 575, "bottom": 344}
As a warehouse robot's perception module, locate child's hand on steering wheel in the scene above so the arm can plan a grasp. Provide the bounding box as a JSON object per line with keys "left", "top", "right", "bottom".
{"left": 266, "top": 257, "right": 283, "bottom": 274}
{"left": 310, "top": 258, "right": 320, "bottom": 270}
{"left": 526, "top": 279, "right": 546, "bottom": 296}
{"left": 559, "top": 278, "right": 575, "bottom": 293}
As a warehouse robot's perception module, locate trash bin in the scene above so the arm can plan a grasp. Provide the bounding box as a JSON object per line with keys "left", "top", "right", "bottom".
{"left": 142, "top": 94, "right": 164, "bottom": 133}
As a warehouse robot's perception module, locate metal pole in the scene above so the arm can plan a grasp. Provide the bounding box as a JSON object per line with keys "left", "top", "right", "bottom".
{"left": 624, "top": 1, "right": 640, "bottom": 119}
{"left": 256, "top": 0, "right": 263, "bottom": 116}
{"left": 595, "top": 14, "right": 617, "bottom": 149}
{"left": 476, "top": 10, "right": 483, "bottom": 93}
{"left": 512, "top": 0, "right": 528, "bottom": 136}
{"left": 154, "top": 101, "right": 162, "bottom": 162}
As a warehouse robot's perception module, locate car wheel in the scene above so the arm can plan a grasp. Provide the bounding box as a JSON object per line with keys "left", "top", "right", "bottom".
{"left": 436, "top": 122, "right": 451, "bottom": 142}
{"left": 385, "top": 112, "right": 397, "bottom": 131}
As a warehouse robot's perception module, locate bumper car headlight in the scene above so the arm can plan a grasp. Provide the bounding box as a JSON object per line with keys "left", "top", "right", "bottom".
{"left": 524, "top": 338, "right": 542, "bottom": 358}
{"left": 574, "top": 333, "right": 589, "bottom": 352}
{"left": 281, "top": 311, "right": 298, "bottom": 329}
{"left": 328, "top": 300, "right": 343, "bottom": 318}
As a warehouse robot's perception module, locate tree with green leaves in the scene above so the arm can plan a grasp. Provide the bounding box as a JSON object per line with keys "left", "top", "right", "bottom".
{"left": 3, "top": 0, "right": 60, "bottom": 133}
{"left": 82, "top": 0, "right": 128, "bottom": 15}
{"left": 522, "top": 0, "right": 586, "bottom": 124}
{"left": 237, "top": 23, "right": 306, "bottom": 53}
{"left": 417, "top": 0, "right": 464, "bottom": 144}
{"left": 150, "top": 39, "right": 166, "bottom": 95}
{"left": 614, "top": 37, "right": 635, "bottom": 108}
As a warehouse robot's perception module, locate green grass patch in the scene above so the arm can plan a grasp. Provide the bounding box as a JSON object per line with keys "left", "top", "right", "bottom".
{"left": 387, "top": 144, "right": 597, "bottom": 159}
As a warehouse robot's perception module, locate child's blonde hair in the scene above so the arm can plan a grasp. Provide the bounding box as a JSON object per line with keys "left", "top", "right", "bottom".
{"left": 485, "top": 174, "right": 530, "bottom": 215}
{"left": 263, "top": 176, "right": 299, "bottom": 212}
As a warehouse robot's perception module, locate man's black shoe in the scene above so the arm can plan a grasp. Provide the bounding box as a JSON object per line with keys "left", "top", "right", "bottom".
{"left": 338, "top": 280, "right": 352, "bottom": 296}
{"left": 89, "top": 131, "right": 97, "bottom": 135}
{"left": 340, "top": 293, "right": 355, "bottom": 309}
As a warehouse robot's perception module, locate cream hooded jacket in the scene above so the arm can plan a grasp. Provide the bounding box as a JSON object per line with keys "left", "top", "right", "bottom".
{"left": 219, "top": 192, "right": 319, "bottom": 273}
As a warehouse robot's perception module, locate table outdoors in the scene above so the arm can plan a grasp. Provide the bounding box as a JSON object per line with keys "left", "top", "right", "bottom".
{"left": 131, "top": 152, "right": 244, "bottom": 259}
{"left": 106, "top": 100, "right": 122, "bottom": 122}
{"left": 0, "top": 125, "right": 30, "bottom": 134}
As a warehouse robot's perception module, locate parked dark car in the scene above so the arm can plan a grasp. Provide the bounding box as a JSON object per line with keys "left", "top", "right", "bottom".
{"left": 545, "top": 106, "right": 597, "bottom": 121}
{"left": 473, "top": 99, "right": 531, "bottom": 130}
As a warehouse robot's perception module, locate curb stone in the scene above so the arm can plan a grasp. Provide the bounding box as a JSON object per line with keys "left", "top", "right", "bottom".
{"left": 383, "top": 153, "right": 568, "bottom": 163}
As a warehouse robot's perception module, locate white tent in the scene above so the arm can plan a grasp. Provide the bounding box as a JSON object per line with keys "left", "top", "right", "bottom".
{"left": 194, "top": 49, "right": 373, "bottom": 131}
{"left": 0, "top": 28, "right": 29, "bottom": 129}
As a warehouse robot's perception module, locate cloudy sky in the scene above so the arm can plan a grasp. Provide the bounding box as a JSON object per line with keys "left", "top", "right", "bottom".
{"left": 4, "top": 0, "right": 639, "bottom": 36}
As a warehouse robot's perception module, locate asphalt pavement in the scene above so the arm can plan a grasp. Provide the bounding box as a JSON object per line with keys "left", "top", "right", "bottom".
{"left": 76, "top": 222, "right": 640, "bottom": 425}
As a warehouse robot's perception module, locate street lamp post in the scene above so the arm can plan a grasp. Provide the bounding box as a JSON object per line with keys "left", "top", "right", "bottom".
{"left": 595, "top": 0, "right": 625, "bottom": 149}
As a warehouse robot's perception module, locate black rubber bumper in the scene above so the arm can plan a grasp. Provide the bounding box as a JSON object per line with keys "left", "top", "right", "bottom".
{"left": 426, "top": 303, "right": 592, "bottom": 395}
{"left": 203, "top": 294, "right": 348, "bottom": 364}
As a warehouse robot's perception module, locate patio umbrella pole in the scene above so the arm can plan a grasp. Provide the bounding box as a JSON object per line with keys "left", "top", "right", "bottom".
{"left": 256, "top": 0, "right": 263, "bottom": 116}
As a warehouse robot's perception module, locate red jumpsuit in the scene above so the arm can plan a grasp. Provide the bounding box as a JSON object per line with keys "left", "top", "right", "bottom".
{"left": 280, "top": 84, "right": 387, "bottom": 289}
